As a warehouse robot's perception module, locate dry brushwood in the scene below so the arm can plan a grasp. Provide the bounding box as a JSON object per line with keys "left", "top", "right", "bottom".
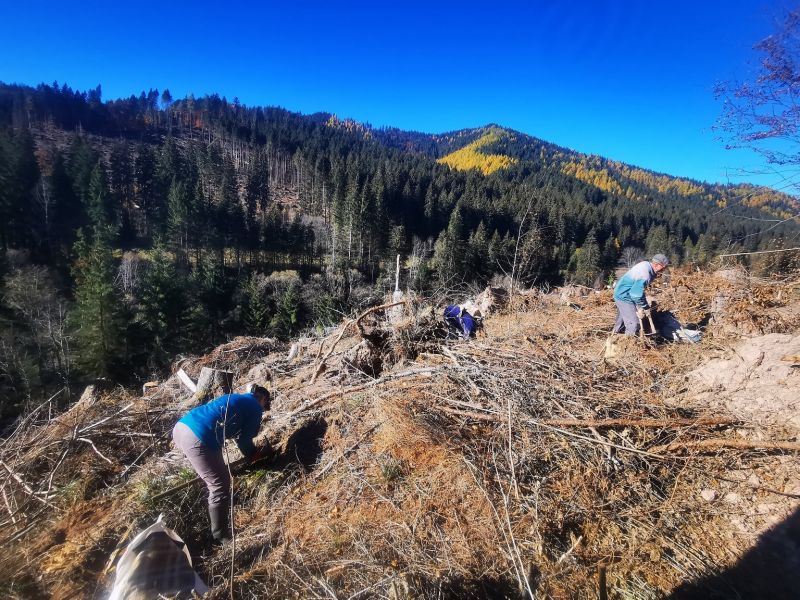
{"left": 434, "top": 408, "right": 737, "bottom": 430}
{"left": 309, "top": 300, "right": 408, "bottom": 383}
{"left": 2, "top": 270, "right": 799, "bottom": 600}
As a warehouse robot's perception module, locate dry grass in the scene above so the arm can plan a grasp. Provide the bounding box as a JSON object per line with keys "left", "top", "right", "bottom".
{"left": 0, "top": 268, "right": 798, "bottom": 599}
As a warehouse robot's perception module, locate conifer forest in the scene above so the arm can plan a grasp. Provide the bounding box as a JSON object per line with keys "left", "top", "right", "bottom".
{"left": 0, "top": 81, "right": 798, "bottom": 420}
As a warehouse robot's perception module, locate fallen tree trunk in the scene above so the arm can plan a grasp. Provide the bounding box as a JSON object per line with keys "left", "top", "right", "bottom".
{"left": 651, "top": 439, "right": 800, "bottom": 453}
{"left": 437, "top": 406, "right": 737, "bottom": 429}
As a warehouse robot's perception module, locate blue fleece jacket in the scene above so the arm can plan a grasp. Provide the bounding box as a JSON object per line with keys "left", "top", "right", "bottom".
{"left": 613, "top": 261, "right": 655, "bottom": 308}
{"left": 444, "top": 305, "right": 477, "bottom": 338}
{"left": 178, "top": 392, "right": 263, "bottom": 458}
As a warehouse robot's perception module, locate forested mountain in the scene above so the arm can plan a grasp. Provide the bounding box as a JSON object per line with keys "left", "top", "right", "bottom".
{"left": 0, "top": 81, "right": 797, "bottom": 418}
{"left": 380, "top": 124, "right": 800, "bottom": 217}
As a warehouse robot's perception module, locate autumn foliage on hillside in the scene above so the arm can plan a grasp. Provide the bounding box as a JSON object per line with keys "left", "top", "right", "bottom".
{"left": 437, "top": 128, "right": 519, "bottom": 175}
{"left": 558, "top": 156, "right": 800, "bottom": 220}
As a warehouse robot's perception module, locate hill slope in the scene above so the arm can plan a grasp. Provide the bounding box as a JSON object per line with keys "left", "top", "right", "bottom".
{"left": 2, "top": 80, "right": 800, "bottom": 457}
{"left": 1, "top": 269, "right": 798, "bottom": 599}
{"left": 379, "top": 124, "right": 800, "bottom": 218}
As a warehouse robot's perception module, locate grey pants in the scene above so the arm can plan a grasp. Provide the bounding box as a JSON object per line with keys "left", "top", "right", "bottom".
{"left": 612, "top": 300, "right": 640, "bottom": 336}
{"left": 172, "top": 422, "right": 230, "bottom": 507}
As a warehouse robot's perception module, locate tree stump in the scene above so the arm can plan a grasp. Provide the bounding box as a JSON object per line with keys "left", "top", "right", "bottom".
{"left": 343, "top": 339, "right": 382, "bottom": 377}
{"left": 179, "top": 368, "right": 234, "bottom": 410}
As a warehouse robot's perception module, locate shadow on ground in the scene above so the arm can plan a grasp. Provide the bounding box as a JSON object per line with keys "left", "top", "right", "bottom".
{"left": 277, "top": 417, "right": 327, "bottom": 470}
{"left": 668, "top": 505, "right": 800, "bottom": 599}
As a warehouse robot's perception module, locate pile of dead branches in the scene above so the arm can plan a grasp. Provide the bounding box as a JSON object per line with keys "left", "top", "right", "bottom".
{"left": 656, "top": 269, "right": 800, "bottom": 337}
{"left": 2, "top": 271, "right": 798, "bottom": 599}
{"left": 196, "top": 323, "right": 799, "bottom": 599}
{"left": 0, "top": 384, "right": 177, "bottom": 569}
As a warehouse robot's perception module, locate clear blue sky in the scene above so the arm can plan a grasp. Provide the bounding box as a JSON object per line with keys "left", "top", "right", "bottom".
{"left": 0, "top": 1, "right": 795, "bottom": 188}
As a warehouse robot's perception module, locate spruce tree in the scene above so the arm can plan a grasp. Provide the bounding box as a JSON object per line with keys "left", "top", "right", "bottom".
{"left": 86, "top": 162, "right": 115, "bottom": 232}
{"left": 432, "top": 204, "right": 466, "bottom": 283}
{"left": 683, "top": 236, "right": 696, "bottom": 264}
{"left": 109, "top": 142, "right": 134, "bottom": 245}
{"left": 386, "top": 224, "right": 407, "bottom": 263}
{"left": 0, "top": 128, "right": 39, "bottom": 251}
{"left": 167, "top": 178, "right": 191, "bottom": 263}
{"left": 270, "top": 283, "right": 300, "bottom": 338}
{"left": 192, "top": 253, "right": 229, "bottom": 345}
{"left": 242, "top": 273, "right": 270, "bottom": 333}
{"left": 245, "top": 148, "right": 269, "bottom": 218}
{"left": 72, "top": 229, "right": 125, "bottom": 377}
{"left": 0, "top": 130, "right": 13, "bottom": 250}
{"left": 645, "top": 225, "right": 670, "bottom": 259}
{"left": 134, "top": 143, "right": 159, "bottom": 239}
{"left": 571, "top": 229, "right": 602, "bottom": 286}
{"left": 135, "top": 246, "right": 187, "bottom": 369}
{"left": 50, "top": 152, "right": 86, "bottom": 261}
{"left": 467, "top": 221, "right": 489, "bottom": 280}
{"left": 66, "top": 136, "right": 98, "bottom": 207}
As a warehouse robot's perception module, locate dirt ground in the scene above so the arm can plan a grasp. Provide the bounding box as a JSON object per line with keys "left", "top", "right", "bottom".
{"left": 686, "top": 333, "right": 800, "bottom": 430}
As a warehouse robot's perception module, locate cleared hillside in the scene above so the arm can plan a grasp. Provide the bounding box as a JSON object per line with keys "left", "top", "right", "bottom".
{"left": 1, "top": 268, "right": 798, "bottom": 599}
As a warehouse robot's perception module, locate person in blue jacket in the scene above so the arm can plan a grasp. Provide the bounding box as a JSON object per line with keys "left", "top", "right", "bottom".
{"left": 444, "top": 305, "right": 477, "bottom": 339}
{"left": 612, "top": 254, "right": 669, "bottom": 336}
{"left": 172, "top": 384, "right": 271, "bottom": 543}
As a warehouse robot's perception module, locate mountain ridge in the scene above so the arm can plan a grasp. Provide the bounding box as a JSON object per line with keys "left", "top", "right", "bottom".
{"left": 372, "top": 123, "right": 800, "bottom": 218}
{"left": 5, "top": 78, "right": 793, "bottom": 218}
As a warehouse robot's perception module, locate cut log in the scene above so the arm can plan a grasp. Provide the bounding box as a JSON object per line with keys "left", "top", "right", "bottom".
{"left": 179, "top": 368, "right": 234, "bottom": 410}
{"left": 196, "top": 368, "right": 234, "bottom": 395}
{"left": 142, "top": 381, "right": 159, "bottom": 395}
{"left": 176, "top": 369, "right": 197, "bottom": 393}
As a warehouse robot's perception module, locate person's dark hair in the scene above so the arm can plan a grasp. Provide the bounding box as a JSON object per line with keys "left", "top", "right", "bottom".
{"left": 251, "top": 385, "right": 271, "bottom": 409}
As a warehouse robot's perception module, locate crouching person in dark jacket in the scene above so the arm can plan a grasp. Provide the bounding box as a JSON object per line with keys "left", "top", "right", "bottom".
{"left": 172, "top": 385, "right": 271, "bottom": 543}
{"left": 444, "top": 305, "right": 478, "bottom": 339}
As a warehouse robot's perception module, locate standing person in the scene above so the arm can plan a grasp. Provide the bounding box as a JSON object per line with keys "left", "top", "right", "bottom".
{"left": 172, "top": 384, "right": 271, "bottom": 543}
{"left": 612, "top": 254, "right": 669, "bottom": 336}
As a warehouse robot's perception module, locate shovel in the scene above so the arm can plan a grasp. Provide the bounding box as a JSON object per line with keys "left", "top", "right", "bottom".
{"left": 637, "top": 311, "right": 657, "bottom": 339}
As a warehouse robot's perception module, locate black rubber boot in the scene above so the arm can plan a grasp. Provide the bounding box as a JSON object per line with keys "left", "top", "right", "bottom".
{"left": 208, "top": 501, "right": 231, "bottom": 544}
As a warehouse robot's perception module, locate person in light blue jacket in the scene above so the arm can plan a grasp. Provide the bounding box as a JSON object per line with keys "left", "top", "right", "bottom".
{"left": 172, "top": 385, "right": 271, "bottom": 543}
{"left": 612, "top": 254, "right": 669, "bottom": 336}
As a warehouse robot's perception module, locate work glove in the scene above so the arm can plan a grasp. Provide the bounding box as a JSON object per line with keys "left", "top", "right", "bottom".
{"left": 636, "top": 307, "right": 651, "bottom": 319}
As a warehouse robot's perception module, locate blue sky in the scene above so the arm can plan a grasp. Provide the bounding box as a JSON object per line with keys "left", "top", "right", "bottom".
{"left": 0, "top": 1, "right": 794, "bottom": 187}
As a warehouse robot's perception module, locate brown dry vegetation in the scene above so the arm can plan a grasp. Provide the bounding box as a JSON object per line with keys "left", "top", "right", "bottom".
{"left": 0, "top": 268, "right": 799, "bottom": 599}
